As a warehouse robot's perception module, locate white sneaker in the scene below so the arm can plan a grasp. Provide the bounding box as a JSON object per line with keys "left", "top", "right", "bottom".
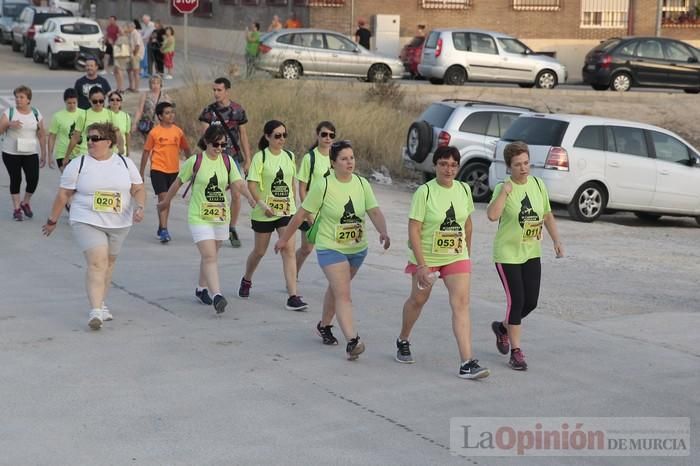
{"left": 88, "top": 309, "right": 103, "bottom": 330}
{"left": 165, "top": 74, "right": 173, "bottom": 80}
{"left": 101, "top": 303, "right": 113, "bottom": 321}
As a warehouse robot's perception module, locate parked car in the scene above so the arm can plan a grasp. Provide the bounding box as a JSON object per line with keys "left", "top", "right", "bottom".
{"left": 490, "top": 113, "right": 700, "bottom": 224}
{"left": 49, "top": 0, "right": 81, "bottom": 16}
{"left": 256, "top": 28, "right": 404, "bottom": 82}
{"left": 11, "top": 5, "right": 71, "bottom": 57}
{"left": 582, "top": 36, "right": 700, "bottom": 93}
{"left": 33, "top": 17, "right": 103, "bottom": 69}
{"left": 0, "top": 0, "right": 28, "bottom": 44}
{"left": 418, "top": 28, "right": 566, "bottom": 88}
{"left": 403, "top": 99, "right": 534, "bottom": 202}
{"left": 400, "top": 35, "right": 424, "bottom": 78}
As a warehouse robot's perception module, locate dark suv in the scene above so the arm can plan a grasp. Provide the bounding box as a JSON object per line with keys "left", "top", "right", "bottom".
{"left": 11, "top": 6, "right": 71, "bottom": 57}
{"left": 582, "top": 36, "right": 700, "bottom": 93}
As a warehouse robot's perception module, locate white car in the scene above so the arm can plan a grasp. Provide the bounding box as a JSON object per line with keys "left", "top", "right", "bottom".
{"left": 490, "top": 113, "right": 700, "bottom": 224}
{"left": 32, "top": 16, "right": 103, "bottom": 69}
{"left": 48, "top": 0, "right": 80, "bottom": 16}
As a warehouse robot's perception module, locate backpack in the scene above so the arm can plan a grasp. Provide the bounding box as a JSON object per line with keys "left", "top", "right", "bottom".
{"left": 261, "top": 147, "right": 294, "bottom": 164}
{"left": 182, "top": 152, "right": 233, "bottom": 198}
{"left": 8, "top": 107, "right": 39, "bottom": 123}
{"left": 305, "top": 148, "right": 329, "bottom": 191}
{"left": 425, "top": 180, "right": 470, "bottom": 201}
{"left": 77, "top": 154, "right": 129, "bottom": 173}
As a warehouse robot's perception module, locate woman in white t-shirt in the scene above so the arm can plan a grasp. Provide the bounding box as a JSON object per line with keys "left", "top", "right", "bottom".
{"left": 0, "top": 85, "right": 47, "bottom": 221}
{"left": 42, "top": 122, "right": 146, "bottom": 331}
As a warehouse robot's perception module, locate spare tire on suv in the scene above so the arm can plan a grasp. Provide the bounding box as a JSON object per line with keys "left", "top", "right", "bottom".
{"left": 406, "top": 121, "right": 432, "bottom": 163}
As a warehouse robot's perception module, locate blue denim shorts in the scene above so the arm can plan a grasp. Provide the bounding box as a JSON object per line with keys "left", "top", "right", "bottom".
{"left": 317, "top": 248, "right": 368, "bottom": 269}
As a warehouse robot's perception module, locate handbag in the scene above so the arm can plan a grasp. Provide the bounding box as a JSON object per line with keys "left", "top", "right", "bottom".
{"left": 114, "top": 43, "right": 130, "bottom": 58}
{"left": 137, "top": 118, "right": 154, "bottom": 134}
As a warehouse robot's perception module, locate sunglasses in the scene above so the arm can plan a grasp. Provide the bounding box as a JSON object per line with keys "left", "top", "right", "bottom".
{"left": 319, "top": 131, "right": 336, "bottom": 139}
{"left": 86, "top": 135, "right": 108, "bottom": 143}
{"left": 210, "top": 141, "right": 227, "bottom": 148}
{"left": 91, "top": 99, "right": 105, "bottom": 104}
{"left": 272, "top": 132, "right": 288, "bottom": 140}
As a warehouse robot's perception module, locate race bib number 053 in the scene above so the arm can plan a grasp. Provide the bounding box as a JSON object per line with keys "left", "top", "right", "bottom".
{"left": 335, "top": 223, "right": 363, "bottom": 244}
{"left": 92, "top": 191, "right": 122, "bottom": 213}
{"left": 201, "top": 202, "right": 226, "bottom": 222}
{"left": 432, "top": 230, "right": 463, "bottom": 255}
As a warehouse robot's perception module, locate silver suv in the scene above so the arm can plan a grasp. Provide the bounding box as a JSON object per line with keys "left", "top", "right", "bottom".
{"left": 419, "top": 29, "right": 567, "bottom": 88}
{"left": 403, "top": 100, "right": 533, "bottom": 202}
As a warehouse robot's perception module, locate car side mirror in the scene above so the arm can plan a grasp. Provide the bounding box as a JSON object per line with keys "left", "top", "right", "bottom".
{"left": 688, "top": 56, "right": 698, "bottom": 63}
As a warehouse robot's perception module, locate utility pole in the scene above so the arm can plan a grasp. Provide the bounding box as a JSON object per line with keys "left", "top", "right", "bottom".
{"left": 655, "top": 0, "right": 663, "bottom": 36}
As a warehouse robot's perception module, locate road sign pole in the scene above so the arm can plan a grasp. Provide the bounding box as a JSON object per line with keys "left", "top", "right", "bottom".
{"left": 184, "top": 12, "right": 189, "bottom": 65}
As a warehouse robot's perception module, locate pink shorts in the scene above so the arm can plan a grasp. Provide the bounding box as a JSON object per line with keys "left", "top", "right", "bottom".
{"left": 404, "top": 259, "right": 472, "bottom": 278}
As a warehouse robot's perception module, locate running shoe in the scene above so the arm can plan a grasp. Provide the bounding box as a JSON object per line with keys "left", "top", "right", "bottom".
{"left": 458, "top": 359, "right": 490, "bottom": 380}
{"left": 20, "top": 202, "right": 33, "bottom": 218}
{"left": 395, "top": 339, "right": 415, "bottom": 364}
{"left": 101, "top": 303, "right": 113, "bottom": 321}
{"left": 13, "top": 208, "right": 23, "bottom": 221}
{"left": 285, "top": 295, "right": 308, "bottom": 312}
{"left": 157, "top": 227, "right": 163, "bottom": 238}
{"left": 195, "top": 288, "right": 213, "bottom": 305}
{"left": 491, "top": 321, "right": 510, "bottom": 355}
{"left": 238, "top": 277, "right": 252, "bottom": 298}
{"left": 229, "top": 227, "right": 241, "bottom": 248}
{"left": 509, "top": 348, "right": 528, "bottom": 371}
{"left": 88, "top": 309, "right": 103, "bottom": 330}
{"left": 346, "top": 335, "right": 365, "bottom": 361}
{"left": 316, "top": 321, "right": 338, "bottom": 345}
{"left": 159, "top": 228, "right": 171, "bottom": 243}
{"left": 213, "top": 294, "right": 228, "bottom": 314}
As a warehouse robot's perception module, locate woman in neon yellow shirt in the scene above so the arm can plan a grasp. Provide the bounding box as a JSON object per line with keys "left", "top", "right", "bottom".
{"left": 395, "top": 146, "right": 489, "bottom": 380}
{"left": 275, "top": 140, "right": 390, "bottom": 361}
{"left": 486, "top": 141, "right": 564, "bottom": 371}
{"left": 107, "top": 90, "right": 131, "bottom": 156}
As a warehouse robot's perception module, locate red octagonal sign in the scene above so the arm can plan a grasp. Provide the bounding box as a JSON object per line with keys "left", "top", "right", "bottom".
{"left": 172, "top": 0, "right": 199, "bottom": 14}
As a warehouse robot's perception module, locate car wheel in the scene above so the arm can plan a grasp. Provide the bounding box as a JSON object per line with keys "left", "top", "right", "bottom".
{"left": 368, "top": 64, "right": 391, "bottom": 83}
{"left": 406, "top": 121, "right": 432, "bottom": 163}
{"left": 458, "top": 162, "right": 491, "bottom": 203}
{"left": 591, "top": 84, "right": 608, "bottom": 91}
{"left": 11, "top": 38, "right": 20, "bottom": 52}
{"left": 280, "top": 61, "right": 302, "bottom": 80}
{"left": 48, "top": 50, "right": 58, "bottom": 70}
{"left": 23, "top": 39, "right": 32, "bottom": 58}
{"left": 429, "top": 77, "right": 444, "bottom": 85}
{"left": 696, "top": 216, "right": 700, "bottom": 227}
{"left": 535, "top": 69, "right": 557, "bottom": 89}
{"left": 567, "top": 182, "right": 607, "bottom": 222}
{"left": 444, "top": 66, "right": 466, "bottom": 86}
{"left": 683, "top": 88, "right": 700, "bottom": 94}
{"left": 634, "top": 212, "right": 662, "bottom": 222}
{"left": 518, "top": 83, "right": 535, "bottom": 88}
{"left": 32, "top": 48, "right": 42, "bottom": 63}
{"left": 610, "top": 72, "right": 632, "bottom": 92}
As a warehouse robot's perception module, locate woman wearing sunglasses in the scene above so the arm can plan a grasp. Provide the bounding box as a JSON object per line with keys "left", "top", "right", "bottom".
{"left": 239, "top": 120, "right": 308, "bottom": 312}
{"left": 275, "top": 140, "right": 390, "bottom": 360}
{"left": 107, "top": 90, "right": 131, "bottom": 157}
{"left": 65, "top": 87, "right": 124, "bottom": 160}
{"left": 295, "top": 121, "right": 334, "bottom": 278}
{"left": 42, "top": 123, "right": 145, "bottom": 330}
{"left": 394, "top": 146, "right": 489, "bottom": 380}
{"left": 158, "top": 125, "right": 255, "bottom": 315}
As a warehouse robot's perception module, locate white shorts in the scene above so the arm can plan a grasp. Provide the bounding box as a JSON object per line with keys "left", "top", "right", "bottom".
{"left": 71, "top": 222, "right": 131, "bottom": 255}
{"left": 189, "top": 223, "right": 229, "bottom": 243}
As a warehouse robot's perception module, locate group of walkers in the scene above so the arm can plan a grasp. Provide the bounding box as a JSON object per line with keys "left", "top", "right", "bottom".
{"left": 1, "top": 73, "right": 564, "bottom": 379}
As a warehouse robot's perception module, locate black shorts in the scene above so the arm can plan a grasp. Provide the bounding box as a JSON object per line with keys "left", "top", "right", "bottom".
{"left": 105, "top": 43, "right": 113, "bottom": 56}
{"left": 151, "top": 170, "right": 178, "bottom": 195}
{"left": 251, "top": 216, "right": 291, "bottom": 233}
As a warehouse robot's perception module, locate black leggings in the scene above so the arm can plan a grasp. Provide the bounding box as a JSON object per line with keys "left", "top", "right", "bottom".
{"left": 2, "top": 152, "right": 39, "bottom": 195}
{"left": 495, "top": 258, "right": 541, "bottom": 326}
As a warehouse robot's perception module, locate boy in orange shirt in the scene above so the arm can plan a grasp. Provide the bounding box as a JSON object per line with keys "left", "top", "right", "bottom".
{"left": 140, "top": 101, "right": 190, "bottom": 243}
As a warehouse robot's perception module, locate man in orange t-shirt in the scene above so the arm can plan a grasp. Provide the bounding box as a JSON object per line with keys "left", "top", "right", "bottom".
{"left": 140, "top": 101, "right": 191, "bottom": 243}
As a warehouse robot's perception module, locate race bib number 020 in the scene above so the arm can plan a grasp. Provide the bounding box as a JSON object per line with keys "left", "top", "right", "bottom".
{"left": 432, "top": 230, "right": 463, "bottom": 255}
{"left": 335, "top": 223, "right": 363, "bottom": 244}
{"left": 92, "top": 191, "right": 122, "bottom": 213}
{"left": 522, "top": 220, "right": 543, "bottom": 243}
{"left": 200, "top": 202, "right": 226, "bottom": 222}
{"left": 266, "top": 195, "right": 291, "bottom": 217}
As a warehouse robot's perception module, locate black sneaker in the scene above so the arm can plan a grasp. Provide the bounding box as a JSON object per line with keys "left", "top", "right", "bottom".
{"left": 229, "top": 227, "right": 241, "bottom": 248}
{"left": 195, "top": 288, "right": 213, "bottom": 305}
{"left": 346, "top": 335, "right": 365, "bottom": 361}
{"left": 509, "top": 348, "right": 528, "bottom": 371}
{"left": 458, "top": 359, "right": 490, "bottom": 380}
{"left": 286, "top": 295, "right": 308, "bottom": 311}
{"left": 213, "top": 294, "right": 228, "bottom": 314}
{"left": 491, "top": 321, "right": 510, "bottom": 355}
{"left": 316, "top": 321, "right": 338, "bottom": 345}
{"left": 395, "top": 339, "right": 415, "bottom": 364}
{"left": 238, "top": 277, "right": 252, "bottom": 298}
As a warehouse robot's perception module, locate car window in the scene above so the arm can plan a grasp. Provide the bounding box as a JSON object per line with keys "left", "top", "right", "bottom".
{"left": 593, "top": 38, "right": 621, "bottom": 53}
{"left": 325, "top": 33, "right": 355, "bottom": 52}
{"left": 663, "top": 41, "right": 694, "bottom": 62}
{"left": 636, "top": 40, "right": 664, "bottom": 60}
{"left": 502, "top": 117, "right": 569, "bottom": 146}
{"left": 609, "top": 126, "right": 649, "bottom": 157}
{"left": 3, "top": 3, "right": 27, "bottom": 18}
{"left": 497, "top": 112, "right": 520, "bottom": 137}
{"left": 276, "top": 33, "right": 292, "bottom": 44}
{"left": 424, "top": 31, "right": 439, "bottom": 49}
{"left": 486, "top": 113, "right": 500, "bottom": 137}
{"left": 498, "top": 38, "right": 530, "bottom": 55}
{"left": 459, "top": 112, "right": 491, "bottom": 135}
{"left": 617, "top": 40, "right": 638, "bottom": 57}
{"left": 650, "top": 131, "right": 691, "bottom": 165}
{"left": 452, "top": 32, "right": 469, "bottom": 51}
{"left": 469, "top": 33, "right": 497, "bottom": 55}
{"left": 419, "top": 104, "right": 454, "bottom": 128}
{"left": 61, "top": 23, "right": 99, "bottom": 34}
{"left": 574, "top": 126, "right": 605, "bottom": 151}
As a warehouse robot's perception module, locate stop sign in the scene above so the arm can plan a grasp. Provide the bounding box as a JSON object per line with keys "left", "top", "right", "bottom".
{"left": 172, "top": 0, "right": 199, "bottom": 14}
